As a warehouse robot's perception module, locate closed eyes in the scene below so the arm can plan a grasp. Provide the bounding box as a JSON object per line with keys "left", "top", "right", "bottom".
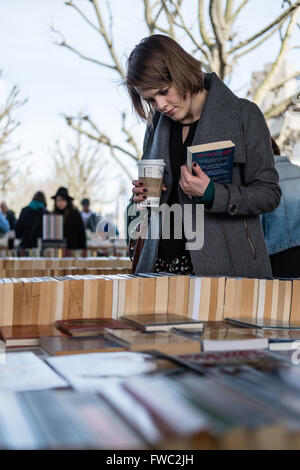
{"left": 144, "top": 87, "right": 169, "bottom": 104}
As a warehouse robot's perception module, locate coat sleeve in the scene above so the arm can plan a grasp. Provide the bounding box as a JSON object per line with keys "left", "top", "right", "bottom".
{"left": 206, "top": 100, "right": 281, "bottom": 217}
{"left": 15, "top": 208, "right": 25, "bottom": 238}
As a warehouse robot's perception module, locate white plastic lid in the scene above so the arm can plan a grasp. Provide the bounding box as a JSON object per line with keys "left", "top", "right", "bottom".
{"left": 137, "top": 159, "right": 166, "bottom": 166}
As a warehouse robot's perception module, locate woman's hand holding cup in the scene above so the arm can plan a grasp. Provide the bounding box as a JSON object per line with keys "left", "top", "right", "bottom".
{"left": 132, "top": 180, "right": 167, "bottom": 204}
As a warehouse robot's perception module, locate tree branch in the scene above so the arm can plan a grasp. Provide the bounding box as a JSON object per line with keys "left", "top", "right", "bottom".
{"left": 209, "top": 0, "right": 227, "bottom": 77}
{"left": 231, "top": 0, "right": 250, "bottom": 22}
{"left": 198, "top": 0, "right": 213, "bottom": 48}
{"left": 225, "top": 0, "right": 234, "bottom": 22}
{"left": 230, "top": 1, "right": 300, "bottom": 53}
{"left": 264, "top": 95, "right": 294, "bottom": 119}
{"left": 168, "top": 0, "right": 211, "bottom": 62}
{"left": 232, "top": 19, "right": 285, "bottom": 61}
{"left": 121, "top": 113, "right": 142, "bottom": 159}
{"left": 269, "top": 70, "right": 300, "bottom": 91}
{"left": 90, "top": 0, "right": 125, "bottom": 78}
{"left": 65, "top": 115, "right": 139, "bottom": 164}
{"left": 253, "top": 7, "right": 300, "bottom": 105}
{"left": 64, "top": 1, "right": 101, "bottom": 34}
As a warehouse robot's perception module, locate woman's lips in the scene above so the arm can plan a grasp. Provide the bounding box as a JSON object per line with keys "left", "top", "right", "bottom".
{"left": 166, "top": 108, "right": 175, "bottom": 116}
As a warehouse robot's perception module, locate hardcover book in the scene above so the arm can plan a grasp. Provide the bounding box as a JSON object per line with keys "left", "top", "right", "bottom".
{"left": 225, "top": 317, "right": 300, "bottom": 330}
{"left": 104, "top": 328, "right": 201, "bottom": 354}
{"left": 187, "top": 140, "right": 235, "bottom": 184}
{"left": 39, "top": 335, "right": 126, "bottom": 356}
{"left": 0, "top": 324, "right": 66, "bottom": 348}
{"left": 172, "top": 323, "right": 268, "bottom": 351}
{"left": 120, "top": 313, "right": 204, "bottom": 332}
{"left": 54, "top": 318, "right": 131, "bottom": 337}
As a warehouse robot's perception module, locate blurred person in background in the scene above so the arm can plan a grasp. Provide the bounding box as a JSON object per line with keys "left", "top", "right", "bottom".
{"left": 15, "top": 191, "right": 49, "bottom": 249}
{"left": 0, "top": 201, "right": 17, "bottom": 249}
{"left": 261, "top": 139, "right": 300, "bottom": 278}
{"left": 0, "top": 209, "right": 9, "bottom": 236}
{"left": 80, "top": 198, "right": 99, "bottom": 232}
{"left": 52, "top": 187, "right": 86, "bottom": 249}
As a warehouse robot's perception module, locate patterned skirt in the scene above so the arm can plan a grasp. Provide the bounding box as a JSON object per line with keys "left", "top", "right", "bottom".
{"left": 153, "top": 254, "right": 195, "bottom": 275}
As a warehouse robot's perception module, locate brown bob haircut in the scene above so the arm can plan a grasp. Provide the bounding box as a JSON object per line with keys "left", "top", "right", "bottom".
{"left": 126, "top": 34, "right": 204, "bottom": 122}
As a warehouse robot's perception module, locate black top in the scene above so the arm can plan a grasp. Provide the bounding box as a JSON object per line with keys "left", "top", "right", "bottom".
{"left": 53, "top": 206, "right": 87, "bottom": 249}
{"left": 158, "top": 120, "right": 199, "bottom": 258}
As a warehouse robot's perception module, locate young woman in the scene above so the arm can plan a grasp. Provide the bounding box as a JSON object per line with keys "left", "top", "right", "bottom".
{"left": 52, "top": 187, "right": 86, "bottom": 250}
{"left": 126, "top": 34, "right": 281, "bottom": 278}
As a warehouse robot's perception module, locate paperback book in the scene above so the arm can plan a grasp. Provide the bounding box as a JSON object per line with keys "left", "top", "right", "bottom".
{"left": 104, "top": 328, "right": 201, "bottom": 355}
{"left": 39, "top": 335, "right": 126, "bottom": 356}
{"left": 121, "top": 313, "right": 204, "bottom": 332}
{"left": 187, "top": 140, "right": 235, "bottom": 184}
{"left": 225, "top": 317, "right": 300, "bottom": 330}
{"left": 54, "top": 318, "right": 131, "bottom": 337}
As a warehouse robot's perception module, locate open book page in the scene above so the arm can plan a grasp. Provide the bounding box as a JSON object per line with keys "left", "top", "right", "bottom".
{"left": 0, "top": 351, "right": 67, "bottom": 392}
{"left": 47, "top": 351, "right": 157, "bottom": 392}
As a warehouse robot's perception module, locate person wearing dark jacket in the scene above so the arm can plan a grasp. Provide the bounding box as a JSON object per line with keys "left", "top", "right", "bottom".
{"left": 15, "top": 191, "right": 49, "bottom": 249}
{"left": 261, "top": 139, "right": 300, "bottom": 278}
{"left": 52, "top": 187, "right": 86, "bottom": 250}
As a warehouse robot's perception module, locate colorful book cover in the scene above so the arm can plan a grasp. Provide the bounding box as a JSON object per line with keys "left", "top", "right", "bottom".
{"left": 187, "top": 140, "right": 235, "bottom": 184}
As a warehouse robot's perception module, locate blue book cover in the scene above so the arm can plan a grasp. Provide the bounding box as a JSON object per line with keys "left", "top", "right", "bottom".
{"left": 187, "top": 140, "right": 235, "bottom": 184}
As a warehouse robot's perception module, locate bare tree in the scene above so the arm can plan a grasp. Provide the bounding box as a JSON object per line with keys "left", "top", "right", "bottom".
{"left": 52, "top": 121, "right": 117, "bottom": 206}
{"left": 0, "top": 71, "right": 28, "bottom": 197}
{"left": 52, "top": 0, "right": 300, "bottom": 165}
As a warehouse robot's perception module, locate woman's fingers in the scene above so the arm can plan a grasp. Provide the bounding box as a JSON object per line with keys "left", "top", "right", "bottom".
{"left": 131, "top": 180, "right": 147, "bottom": 203}
{"left": 132, "top": 180, "right": 167, "bottom": 203}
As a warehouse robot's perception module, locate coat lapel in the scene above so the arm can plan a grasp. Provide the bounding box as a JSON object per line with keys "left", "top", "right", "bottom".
{"left": 192, "top": 73, "right": 246, "bottom": 163}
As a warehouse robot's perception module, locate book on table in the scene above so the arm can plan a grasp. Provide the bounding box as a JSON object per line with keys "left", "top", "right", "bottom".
{"left": 225, "top": 317, "right": 300, "bottom": 330}
{"left": 0, "top": 325, "right": 66, "bottom": 348}
{"left": 54, "top": 318, "right": 131, "bottom": 337}
{"left": 187, "top": 140, "right": 235, "bottom": 184}
{"left": 120, "top": 313, "right": 204, "bottom": 332}
{"left": 103, "top": 328, "right": 201, "bottom": 355}
{"left": 254, "top": 328, "right": 300, "bottom": 351}
{"left": 171, "top": 322, "right": 268, "bottom": 352}
{"left": 39, "top": 335, "right": 127, "bottom": 356}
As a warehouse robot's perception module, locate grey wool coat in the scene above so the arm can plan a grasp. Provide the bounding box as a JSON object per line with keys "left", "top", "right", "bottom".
{"left": 135, "top": 72, "right": 281, "bottom": 278}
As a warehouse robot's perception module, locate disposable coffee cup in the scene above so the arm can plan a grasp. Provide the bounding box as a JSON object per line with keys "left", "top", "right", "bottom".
{"left": 137, "top": 159, "right": 166, "bottom": 208}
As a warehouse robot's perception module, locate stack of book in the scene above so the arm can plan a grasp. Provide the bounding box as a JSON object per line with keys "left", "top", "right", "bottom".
{"left": 0, "top": 256, "right": 132, "bottom": 270}
{"left": 0, "top": 274, "right": 299, "bottom": 327}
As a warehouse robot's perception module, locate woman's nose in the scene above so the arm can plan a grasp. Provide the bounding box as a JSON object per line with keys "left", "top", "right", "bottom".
{"left": 155, "top": 96, "right": 167, "bottom": 112}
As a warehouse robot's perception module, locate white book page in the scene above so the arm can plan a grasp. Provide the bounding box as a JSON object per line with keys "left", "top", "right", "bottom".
{"left": 47, "top": 351, "right": 157, "bottom": 392}
{"left": 0, "top": 352, "right": 67, "bottom": 392}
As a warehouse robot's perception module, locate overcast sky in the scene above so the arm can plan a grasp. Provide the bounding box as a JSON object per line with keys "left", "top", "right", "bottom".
{"left": 1, "top": 0, "right": 299, "bottom": 188}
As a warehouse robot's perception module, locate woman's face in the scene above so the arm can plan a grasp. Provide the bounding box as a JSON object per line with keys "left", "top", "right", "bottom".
{"left": 139, "top": 84, "right": 193, "bottom": 123}
{"left": 56, "top": 196, "right": 68, "bottom": 210}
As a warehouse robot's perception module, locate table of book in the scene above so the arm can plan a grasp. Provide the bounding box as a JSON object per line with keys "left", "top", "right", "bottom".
{"left": 1, "top": 262, "right": 300, "bottom": 450}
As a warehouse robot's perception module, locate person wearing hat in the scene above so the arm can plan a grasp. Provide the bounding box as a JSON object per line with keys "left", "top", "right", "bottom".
{"left": 15, "top": 191, "right": 49, "bottom": 249}
{"left": 52, "top": 187, "right": 86, "bottom": 249}
{"left": 80, "top": 197, "right": 99, "bottom": 233}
